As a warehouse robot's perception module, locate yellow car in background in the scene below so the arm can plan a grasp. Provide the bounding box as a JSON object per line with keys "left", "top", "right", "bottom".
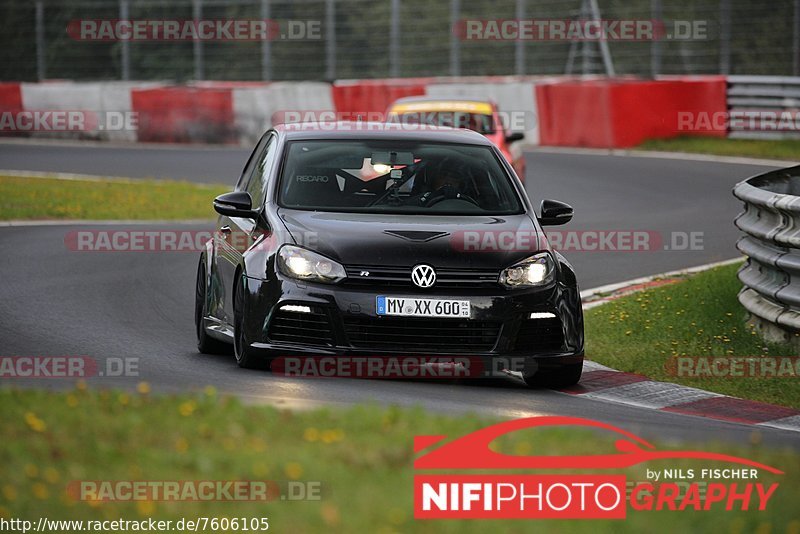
{"left": 387, "top": 97, "right": 527, "bottom": 181}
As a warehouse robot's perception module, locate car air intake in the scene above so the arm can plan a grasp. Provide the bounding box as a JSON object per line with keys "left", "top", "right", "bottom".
{"left": 382, "top": 230, "right": 449, "bottom": 242}
{"left": 267, "top": 306, "right": 334, "bottom": 346}
{"left": 513, "top": 315, "right": 564, "bottom": 352}
{"left": 343, "top": 316, "right": 501, "bottom": 352}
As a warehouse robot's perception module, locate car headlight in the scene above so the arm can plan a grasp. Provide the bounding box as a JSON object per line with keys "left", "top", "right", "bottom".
{"left": 277, "top": 245, "right": 346, "bottom": 284}
{"left": 499, "top": 252, "right": 555, "bottom": 288}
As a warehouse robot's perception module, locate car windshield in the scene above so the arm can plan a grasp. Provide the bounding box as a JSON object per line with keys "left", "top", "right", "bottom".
{"left": 277, "top": 140, "right": 523, "bottom": 215}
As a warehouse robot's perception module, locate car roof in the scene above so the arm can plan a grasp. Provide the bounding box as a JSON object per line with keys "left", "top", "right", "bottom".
{"left": 391, "top": 96, "right": 493, "bottom": 106}
{"left": 389, "top": 97, "right": 496, "bottom": 115}
{"left": 274, "top": 121, "right": 492, "bottom": 144}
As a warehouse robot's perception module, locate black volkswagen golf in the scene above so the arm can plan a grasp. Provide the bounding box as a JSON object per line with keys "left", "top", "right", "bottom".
{"left": 195, "top": 122, "right": 584, "bottom": 387}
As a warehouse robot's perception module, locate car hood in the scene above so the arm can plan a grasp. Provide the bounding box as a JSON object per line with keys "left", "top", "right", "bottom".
{"left": 277, "top": 208, "right": 545, "bottom": 269}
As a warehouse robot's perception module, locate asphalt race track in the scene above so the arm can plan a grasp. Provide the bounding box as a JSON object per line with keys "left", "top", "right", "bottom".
{"left": 1, "top": 140, "right": 796, "bottom": 448}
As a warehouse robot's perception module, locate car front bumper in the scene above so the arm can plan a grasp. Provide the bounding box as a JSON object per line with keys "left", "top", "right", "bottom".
{"left": 240, "top": 272, "right": 584, "bottom": 365}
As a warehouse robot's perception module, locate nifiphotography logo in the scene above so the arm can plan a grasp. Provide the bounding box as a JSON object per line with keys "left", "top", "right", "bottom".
{"left": 413, "top": 417, "right": 783, "bottom": 519}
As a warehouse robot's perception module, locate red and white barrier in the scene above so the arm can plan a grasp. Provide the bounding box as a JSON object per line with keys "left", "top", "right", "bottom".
{"left": 0, "top": 83, "right": 22, "bottom": 113}
{"left": 0, "top": 82, "right": 23, "bottom": 137}
{"left": 536, "top": 76, "right": 727, "bottom": 148}
{"left": 232, "top": 81, "right": 335, "bottom": 145}
{"left": 132, "top": 85, "right": 236, "bottom": 144}
{"left": 19, "top": 81, "right": 159, "bottom": 142}
{"left": 332, "top": 78, "right": 430, "bottom": 117}
{"left": 0, "top": 76, "right": 731, "bottom": 148}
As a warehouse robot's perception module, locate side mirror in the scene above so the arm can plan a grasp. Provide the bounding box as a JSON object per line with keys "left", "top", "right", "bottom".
{"left": 538, "top": 199, "right": 573, "bottom": 226}
{"left": 505, "top": 132, "right": 525, "bottom": 143}
{"left": 213, "top": 191, "right": 258, "bottom": 219}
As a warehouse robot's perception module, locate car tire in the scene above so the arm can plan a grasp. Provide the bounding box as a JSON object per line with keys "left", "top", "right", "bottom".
{"left": 195, "top": 260, "right": 230, "bottom": 355}
{"left": 233, "top": 272, "right": 269, "bottom": 370}
{"left": 522, "top": 362, "right": 582, "bottom": 389}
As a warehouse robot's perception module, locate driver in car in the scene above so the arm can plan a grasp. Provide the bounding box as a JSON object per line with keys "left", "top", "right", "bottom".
{"left": 417, "top": 163, "right": 474, "bottom": 206}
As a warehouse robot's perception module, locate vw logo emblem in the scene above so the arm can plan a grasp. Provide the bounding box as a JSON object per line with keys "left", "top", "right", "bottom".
{"left": 411, "top": 264, "right": 436, "bottom": 288}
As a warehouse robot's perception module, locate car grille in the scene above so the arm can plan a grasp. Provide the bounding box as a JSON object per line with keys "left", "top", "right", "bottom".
{"left": 343, "top": 316, "right": 501, "bottom": 352}
{"left": 343, "top": 265, "right": 499, "bottom": 289}
{"left": 513, "top": 316, "right": 565, "bottom": 352}
{"left": 267, "top": 307, "right": 334, "bottom": 346}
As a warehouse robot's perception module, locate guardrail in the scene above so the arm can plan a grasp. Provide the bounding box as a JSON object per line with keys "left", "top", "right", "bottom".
{"left": 733, "top": 165, "right": 800, "bottom": 345}
{"left": 727, "top": 76, "right": 800, "bottom": 140}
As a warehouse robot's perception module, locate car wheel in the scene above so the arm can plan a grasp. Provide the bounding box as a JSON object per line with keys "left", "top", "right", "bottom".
{"left": 195, "top": 260, "right": 230, "bottom": 355}
{"left": 233, "top": 272, "right": 269, "bottom": 370}
{"left": 522, "top": 362, "right": 582, "bottom": 389}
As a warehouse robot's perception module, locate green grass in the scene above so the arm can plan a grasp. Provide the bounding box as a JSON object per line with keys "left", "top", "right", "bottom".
{"left": 638, "top": 137, "right": 800, "bottom": 161}
{"left": 0, "top": 388, "right": 797, "bottom": 533}
{"left": 585, "top": 263, "right": 800, "bottom": 408}
{"left": 0, "top": 175, "right": 228, "bottom": 220}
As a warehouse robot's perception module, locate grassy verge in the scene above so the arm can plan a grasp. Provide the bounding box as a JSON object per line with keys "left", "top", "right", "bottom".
{"left": 0, "top": 388, "right": 797, "bottom": 532}
{"left": 585, "top": 263, "right": 800, "bottom": 408}
{"left": 0, "top": 175, "right": 228, "bottom": 220}
{"left": 638, "top": 137, "right": 800, "bottom": 161}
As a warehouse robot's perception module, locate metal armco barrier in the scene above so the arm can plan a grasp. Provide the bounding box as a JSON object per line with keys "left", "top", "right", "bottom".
{"left": 727, "top": 76, "right": 800, "bottom": 140}
{"left": 733, "top": 165, "right": 800, "bottom": 344}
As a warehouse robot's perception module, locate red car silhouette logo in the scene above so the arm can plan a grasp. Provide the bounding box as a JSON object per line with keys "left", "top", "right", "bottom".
{"left": 414, "top": 416, "right": 783, "bottom": 474}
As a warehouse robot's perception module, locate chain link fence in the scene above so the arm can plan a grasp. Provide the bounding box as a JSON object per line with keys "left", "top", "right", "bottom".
{"left": 0, "top": 0, "right": 797, "bottom": 82}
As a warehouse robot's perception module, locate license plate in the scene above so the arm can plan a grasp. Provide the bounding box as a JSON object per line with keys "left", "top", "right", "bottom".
{"left": 376, "top": 296, "right": 470, "bottom": 318}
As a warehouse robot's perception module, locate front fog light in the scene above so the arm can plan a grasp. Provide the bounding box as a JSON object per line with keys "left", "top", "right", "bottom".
{"left": 277, "top": 245, "right": 346, "bottom": 284}
{"left": 500, "top": 253, "right": 554, "bottom": 288}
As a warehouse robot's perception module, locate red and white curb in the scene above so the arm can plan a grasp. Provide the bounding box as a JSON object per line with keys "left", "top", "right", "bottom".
{"left": 566, "top": 360, "right": 800, "bottom": 432}
{"left": 572, "top": 260, "right": 800, "bottom": 433}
